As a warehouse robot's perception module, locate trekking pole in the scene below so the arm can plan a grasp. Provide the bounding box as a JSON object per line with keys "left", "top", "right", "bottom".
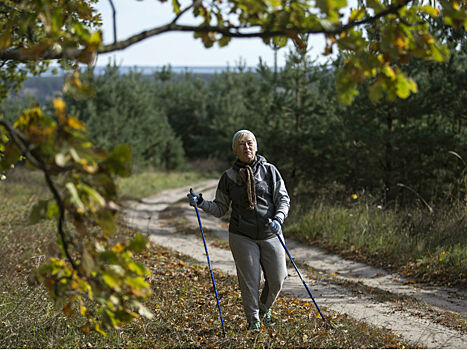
{"left": 194, "top": 205, "right": 226, "bottom": 337}
{"left": 270, "top": 220, "right": 330, "bottom": 327}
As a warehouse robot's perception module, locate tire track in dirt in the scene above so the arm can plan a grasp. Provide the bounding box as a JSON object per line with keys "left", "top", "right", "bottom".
{"left": 122, "top": 180, "right": 467, "bottom": 349}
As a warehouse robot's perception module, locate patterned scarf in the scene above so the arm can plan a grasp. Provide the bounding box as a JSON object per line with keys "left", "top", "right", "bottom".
{"left": 235, "top": 157, "right": 257, "bottom": 210}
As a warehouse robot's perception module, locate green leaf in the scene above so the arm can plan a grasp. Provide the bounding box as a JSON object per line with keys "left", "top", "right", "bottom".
{"left": 125, "top": 276, "right": 149, "bottom": 290}
{"left": 102, "top": 271, "right": 122, "bottom": 292}
{"left": 46, "top": 202, "right": 59, "bottom": 220}
{"left": 104, "top": 144, "right": 132, "bottom": 177}
{"left": 66, "top": 182, "right": 85, "bottom": 213}
{"left": 272, "top": 35, "right": 288, "bottom": 47}
{"left": 430, "top": 44, "right": 450, "bottom": 62}
{"left": 172, "top": 0, "right": 181, "bottom": 14}
{"left": 218, "top": 36, "right": 231, "bottom": 47}
{"left": 421, "top": 5, "right": 440, "bottom": 18}
{"left": 69, "top": 147, "right": 81, "bottom": 162}
{"left": 382, "top": 65, "right": 396, "bottom": 80}
{"left": 97, "top": 210, "right": 116, "bottom": 235}
{"left": 369, "top": 78, "right": 385, "bottom": 103}
{"left": 99, "top": 251, "right": 119, "bottom": 265}
{"left": 366, "top": 0, "right": 385, "bottom": 13}
{"left": 349, "top": 7, "right": 366, "bottom": 21}
{"left": 127, "top": 233, "right": 147, "bottom": 253}
{"left": 395, "top": 73, "right": 417, "bottom": 99}
{"left": 81, "top": 184, "right": 106, "bottom": 207}
{"left": 336, "top": 70, "right": 360, "bottom": 105}
{"left": 128, "top": 261, "right": 149, "bottom": 276}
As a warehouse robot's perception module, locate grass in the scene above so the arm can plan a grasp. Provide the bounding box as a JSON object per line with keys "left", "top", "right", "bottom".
{"left": 0, "top": 168, "right": 413, "bottom": 348}
{"left": 116, "top": 170, "right": 216, "bottom": 200}
{"left": 286, "top": 193, "right": 467, "bottom": 288}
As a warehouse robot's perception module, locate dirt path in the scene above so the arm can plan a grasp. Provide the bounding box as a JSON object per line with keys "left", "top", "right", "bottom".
{"left": 122, "top": 179, "right": 467, "bottom": 349}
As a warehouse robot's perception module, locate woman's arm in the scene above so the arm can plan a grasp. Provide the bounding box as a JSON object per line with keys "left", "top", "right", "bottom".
{"left": 271, "top": 165, "right": 290, "bottom": 224}
{"left": 199, "top": 173, "right": 231, "bottom": 218}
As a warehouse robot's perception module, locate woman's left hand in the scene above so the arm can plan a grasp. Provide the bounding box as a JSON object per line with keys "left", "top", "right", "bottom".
{"left": 268, "top": 219, "right": 281, "bottom": 234}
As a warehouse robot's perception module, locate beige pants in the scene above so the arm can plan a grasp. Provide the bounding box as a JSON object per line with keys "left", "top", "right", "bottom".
{"left": 229, "top": 231, "right": 288, "bottom": 322}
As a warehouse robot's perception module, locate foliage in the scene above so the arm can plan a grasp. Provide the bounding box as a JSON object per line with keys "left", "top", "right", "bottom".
{"left": 0, "top": 100, "right": 153, "bottom": 333}
{"left": 1, "top": 0, "right": 466, "bottom": 104}
{"left": 0, "top": 0, "right": 101, "bottom": 100}
{"left": 63, "top": 65, "right": 186, "bottom": 169}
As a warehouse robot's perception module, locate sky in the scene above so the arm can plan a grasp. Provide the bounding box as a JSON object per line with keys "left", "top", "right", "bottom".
{"left": 93, "top": 0, "right": 328, "bottom": 68}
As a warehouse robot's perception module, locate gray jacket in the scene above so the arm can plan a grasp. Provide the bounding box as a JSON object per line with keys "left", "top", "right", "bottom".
{"left": 199, "top": 155, "right": 290, "bottom": 240}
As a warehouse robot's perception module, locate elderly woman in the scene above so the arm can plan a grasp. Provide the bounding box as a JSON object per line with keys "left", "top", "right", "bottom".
{"left": 187, "top": 129, "right": 290, "bottom": 330}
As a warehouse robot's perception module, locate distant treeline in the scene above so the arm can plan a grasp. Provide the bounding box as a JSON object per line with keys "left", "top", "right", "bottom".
{"left": 1, "top": 44, "right": 466, "bottom": 205}
{"left": 9, "top": 69, "right": 221, "bottom": 104}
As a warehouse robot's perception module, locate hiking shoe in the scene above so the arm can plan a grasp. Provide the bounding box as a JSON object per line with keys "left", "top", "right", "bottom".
{"left": 248, "top": 320, "right": 261, "bottom": 330}
{"left": 260, "top": 309, "right": 272, "bottom": 325}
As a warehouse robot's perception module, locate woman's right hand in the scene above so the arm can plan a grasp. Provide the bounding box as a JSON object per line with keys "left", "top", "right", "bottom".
{"left": 187, "top": 188, "right": 204, "bottom": 207}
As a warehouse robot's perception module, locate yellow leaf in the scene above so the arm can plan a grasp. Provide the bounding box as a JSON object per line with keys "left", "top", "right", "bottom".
{"left": 67, "top": 116, "right": 86, "bottom": 131}
{"left": 94, "top": 322, "right": 106, "bottom": 337}
{"left": 421, "top": 5, "right": 440, "bottom": 18}
{"left": 53, "top": 98, "right": 66, "bottom": 122}
{"left": 80, "top": 305, "right": 87, "bottom": 316}
{"left": 87, "top": 30, "right": 102, "bottom": 50}
{"left": 395, "top": 37, "right": 406, "bottom": 48}
{"left": 349, "top": 7, "right": 365, "bottom": 21}
{"left": 382, "top": 65, "right": 396, "bottom": 80}
{"left": 112, "top": 243, "right": 125, "bottom": 253}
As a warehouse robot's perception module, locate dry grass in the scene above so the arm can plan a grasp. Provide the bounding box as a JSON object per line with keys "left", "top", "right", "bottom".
{"left": 287, "top": 194, "right": 467, "bottom": 288}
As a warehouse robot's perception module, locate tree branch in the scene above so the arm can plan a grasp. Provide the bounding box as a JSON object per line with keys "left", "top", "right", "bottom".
{"left": 108, "top": 0, "right": 117, "bottom": 44}
{"left": 0, "top": 0, "right": 414, "bottom": 62}
{"left": 0, "top": 120, "right": 78, "bottom": 270}
{"left": 339, "top": 0, "right": 413, "bottom": 32}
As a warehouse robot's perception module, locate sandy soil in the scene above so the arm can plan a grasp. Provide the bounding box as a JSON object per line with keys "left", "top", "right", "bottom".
{"left": 122, "top": 179, "right": 467, "bottom": 349}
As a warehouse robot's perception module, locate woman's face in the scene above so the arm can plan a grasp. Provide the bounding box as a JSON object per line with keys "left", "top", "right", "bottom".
{"left": 235, "top": 134, "right": 257, "bottom": 163}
